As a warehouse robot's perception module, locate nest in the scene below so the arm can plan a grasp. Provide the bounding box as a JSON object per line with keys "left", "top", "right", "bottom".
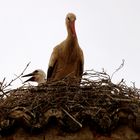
{"left": 0, "top": 71, "right": 140, "bottom": 136}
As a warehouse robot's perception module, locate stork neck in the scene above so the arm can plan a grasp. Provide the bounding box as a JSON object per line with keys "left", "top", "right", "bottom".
{"left": 66, "top": 31, "right": 78, "bottom": 43}
{"left": 38, "top": 78, "right": 46, "bottom": 84}
{"left": 66, "top": 35, "right": 78, "bottom": 48}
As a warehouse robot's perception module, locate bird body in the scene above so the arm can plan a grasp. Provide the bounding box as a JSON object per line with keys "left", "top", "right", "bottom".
{"left": 47, "top": 13, "right": 84, "bottom": 83}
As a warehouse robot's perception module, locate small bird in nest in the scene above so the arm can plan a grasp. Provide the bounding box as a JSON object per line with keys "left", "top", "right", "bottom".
{"left": 22, "top": 69, "right": 46, "bottom": 85}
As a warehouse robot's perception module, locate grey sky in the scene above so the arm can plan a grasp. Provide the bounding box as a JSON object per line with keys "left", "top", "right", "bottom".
{"left": 0, "top": 0, "right": 140, "bottom": 88}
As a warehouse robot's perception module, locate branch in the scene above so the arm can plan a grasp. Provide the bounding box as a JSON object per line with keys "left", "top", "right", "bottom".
{"left": 111, "top": 59, "right": 125, "bottom": 80}
{"left": 3, "top": 62, "right": 31, "bottom": 89}
{"left": 62, "top": 108, "right": 82, "bottom": 128}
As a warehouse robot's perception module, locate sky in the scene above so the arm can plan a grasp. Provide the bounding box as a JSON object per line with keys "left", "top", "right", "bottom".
{"left": 0, "top": 0, "right": 140, "bottom": 89}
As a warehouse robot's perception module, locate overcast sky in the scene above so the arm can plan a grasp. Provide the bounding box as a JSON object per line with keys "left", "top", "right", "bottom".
{"left": 0, "top": 0, "right": 140, "bottom": 88}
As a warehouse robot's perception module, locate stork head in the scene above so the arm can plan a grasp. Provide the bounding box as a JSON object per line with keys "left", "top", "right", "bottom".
{"left": 22, "top": 69, "right": 46, "bottom": 84}
{"left": 66, "top": 13, "right": 77, "bottom": 38}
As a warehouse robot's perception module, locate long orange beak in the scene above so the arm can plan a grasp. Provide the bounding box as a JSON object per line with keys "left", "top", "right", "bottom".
{"left": 70, "top": 21, "right": 76, "bottom": 37}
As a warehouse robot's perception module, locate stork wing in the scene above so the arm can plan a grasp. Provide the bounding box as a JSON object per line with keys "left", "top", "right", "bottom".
{"left": 47, "top": 47, "right": 58, "bottom": 80}
{"left": 79, "top": 49, "right": 84, "bottom": 77}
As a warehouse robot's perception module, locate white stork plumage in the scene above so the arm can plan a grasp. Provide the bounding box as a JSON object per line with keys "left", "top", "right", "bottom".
{"left": 47, "top": 13, "right": 84, "bottom": 83}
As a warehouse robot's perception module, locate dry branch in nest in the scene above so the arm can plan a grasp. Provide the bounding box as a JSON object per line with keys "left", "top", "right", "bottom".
{"left": 0, "top": 62, "right": 31, "bottom": 99}
{"left": 0, "top": 67, "right": 140, "bottom": 136}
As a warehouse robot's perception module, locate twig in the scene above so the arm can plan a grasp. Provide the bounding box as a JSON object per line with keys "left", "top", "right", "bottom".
{"left": 62, "top": 108, "right": 82, "bottom": 128}
{"left": 3, "top": 62, "right": 31, "bottom": 89}
{"left": 14, "top": 74, "right": 24, "bottom": 84}
{"left": 111, "top": 59, "right": 125, "bottom": 80}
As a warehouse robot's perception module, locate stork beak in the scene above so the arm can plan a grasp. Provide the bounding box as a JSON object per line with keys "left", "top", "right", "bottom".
{"left": 22, "top": 72, "right": 34, "bottom": 77}
{"left": 70, "top": 21, "right": 76, "bottom": 37}
{"left": 22, "top": 73, "right": 36, "bottom": 83}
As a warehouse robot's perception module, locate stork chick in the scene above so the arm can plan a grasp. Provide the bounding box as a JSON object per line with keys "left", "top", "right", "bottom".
{"left": 22, "top": 69, "right": 46, "bottom": 85}
{"left": 47, "top": 13, "right": 84, "bottom": 83}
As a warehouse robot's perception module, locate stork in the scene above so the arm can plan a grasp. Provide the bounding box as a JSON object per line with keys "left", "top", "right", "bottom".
{"left": 22, "top": 69, "right": 46, "bottom": 85}
{"left": 47, "top": 13, "right": 84, "bottom": 83}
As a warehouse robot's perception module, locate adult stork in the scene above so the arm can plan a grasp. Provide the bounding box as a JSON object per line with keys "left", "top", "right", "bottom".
{"left": 47, "top": 13, "right": 84, "bottom": 83}
{"left": 22, "top": 69, "right": 46, "bottom": 85}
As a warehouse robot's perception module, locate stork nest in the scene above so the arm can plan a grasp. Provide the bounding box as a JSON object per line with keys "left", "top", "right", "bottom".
{"left": 0, "top": 71, "right": 140, "bottom": 136}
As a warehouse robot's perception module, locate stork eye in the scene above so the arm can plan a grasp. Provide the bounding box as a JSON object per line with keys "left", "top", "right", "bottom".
{"left": 67, "top": 17, "right": 70, "bottom": 21}
{"left": 34, "top": 70, "right": 38, "bottom": 73}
